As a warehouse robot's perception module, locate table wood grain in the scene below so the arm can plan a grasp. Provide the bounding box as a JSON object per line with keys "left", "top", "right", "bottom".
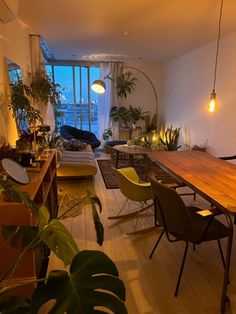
{"left": 148, "top": 150, "right": 236, "bottom": 214}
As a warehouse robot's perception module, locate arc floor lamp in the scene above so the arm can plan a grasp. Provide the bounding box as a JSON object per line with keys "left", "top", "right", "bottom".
{"left": 91, "top": 66, "right": 159, "bottom": 118}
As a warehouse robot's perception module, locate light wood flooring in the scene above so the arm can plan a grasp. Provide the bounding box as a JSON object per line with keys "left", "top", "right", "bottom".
{"left": 48, "top": 151, "right": 236, "bottom": 314}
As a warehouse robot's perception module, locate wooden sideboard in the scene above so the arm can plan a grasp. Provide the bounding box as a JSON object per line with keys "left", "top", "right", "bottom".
{"left": 0, "top": 150, "right": 58, "bottom": 297}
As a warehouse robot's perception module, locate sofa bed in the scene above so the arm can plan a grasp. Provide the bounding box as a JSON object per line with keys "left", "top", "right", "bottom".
{"left": 57, "top": 141, "right": 97, "bottom": 179}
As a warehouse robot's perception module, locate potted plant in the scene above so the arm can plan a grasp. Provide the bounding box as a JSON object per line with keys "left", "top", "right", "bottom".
{"left": 159, "top": 125, "right": 182, "bottom": 151}
{"left": 115, "top": 71, "right": 137, "bottom": 98}
{"left": 8, "top": 79, "right": 43, "bottom": 133}
{"left": 128, "top": 105, "right": 149, "bottom": 129}
{"left": 102, "top": 128, "right": 113, "bottom": 142}
{"left": 0, "top": 178, "right": 127, "bottom": 313}
{"left": 29, "top": 71, "right": 63, "bottom": 131}
{"left": 110, "top": 106, "right": 132, "bottom": 129}
{"left": 29, "top": 71, "right": 61, "bottom": 106}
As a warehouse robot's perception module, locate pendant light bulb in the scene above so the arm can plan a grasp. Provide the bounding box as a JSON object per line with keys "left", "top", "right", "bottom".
{"left": 208, "top": 0, "right": 224, "bottom": 113}
{"left": 209, "top": 90, "right": 216, "bottom": 113}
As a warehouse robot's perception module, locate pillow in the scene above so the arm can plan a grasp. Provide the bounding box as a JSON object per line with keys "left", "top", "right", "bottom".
{"left": 63, "top": 139, "right": 87, "bottom": 151}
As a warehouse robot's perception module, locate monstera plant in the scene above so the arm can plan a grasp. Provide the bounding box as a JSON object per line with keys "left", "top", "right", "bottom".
{"left": 0, "top": 177, "right": 127, "bottom": 313}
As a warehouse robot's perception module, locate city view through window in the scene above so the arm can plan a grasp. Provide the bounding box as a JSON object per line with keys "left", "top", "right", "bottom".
{"left": 46, "top": 65, "right": 100, "bottom": 136}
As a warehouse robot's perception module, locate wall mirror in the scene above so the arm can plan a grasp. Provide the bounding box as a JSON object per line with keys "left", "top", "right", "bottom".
{"left": 6, "top": 58, "right": 22, "bottom": 83}
{"left": 5, "top": 57, "right": 29, "bottom": 132}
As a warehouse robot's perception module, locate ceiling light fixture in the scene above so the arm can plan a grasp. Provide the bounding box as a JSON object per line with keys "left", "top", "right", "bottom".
{"left": 208, "top": 0, "right": 224, "bottom": 113}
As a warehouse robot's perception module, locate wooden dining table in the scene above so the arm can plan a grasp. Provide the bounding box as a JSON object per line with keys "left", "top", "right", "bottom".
{"left": 147, "top": 150, "right": 235, "bottom": 314}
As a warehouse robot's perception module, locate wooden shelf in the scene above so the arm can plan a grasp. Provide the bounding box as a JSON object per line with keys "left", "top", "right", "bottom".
{"left": 0, "top": 150, "right": 58, "bottom": 297}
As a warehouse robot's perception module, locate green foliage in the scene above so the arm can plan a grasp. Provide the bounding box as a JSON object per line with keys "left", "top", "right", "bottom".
{"left": 0, "top": 179, "right": 126, "bottom": 313}
{"left": 29, "top": 71, "right": 61, "bottom": 107}
{"left": 31, "top": 251, "right": 127, "bottom": 314}
{"left": 47, "top": 131, "right": 63, "bottom": 149}
{"left": 40, "top": 219, "right": 79, "bottom": 267}
{"left": 102, "top": 128, "right": 113, "bottom": 141}
{"left": 8, "top": 79, "right": 43, "bottom": 133}
{"left": 145, "top": 113, "right": 158, "bottom": 133}
{"left": 115, "top": 71, "right": 137, "bottom": 98}
{"left": 29, "top": 71, "right": 63, "bottom": 132}
{"left": 128, "top": 105, "right": 149, "bottom": 124}
{"left": 159, "top": 125, "right": 182, "bottom": 151}
{"left": 110, "top": 105, "right": 149, "bottom": 129}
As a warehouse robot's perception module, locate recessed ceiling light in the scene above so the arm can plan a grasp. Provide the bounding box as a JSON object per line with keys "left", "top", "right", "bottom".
{"left": 122, "top": 31, "right": 129, "bottom": 36}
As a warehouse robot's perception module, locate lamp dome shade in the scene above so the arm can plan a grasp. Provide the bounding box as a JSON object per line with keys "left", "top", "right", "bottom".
{"left": 91, "top": 80, "right": 106, "bottom": 94}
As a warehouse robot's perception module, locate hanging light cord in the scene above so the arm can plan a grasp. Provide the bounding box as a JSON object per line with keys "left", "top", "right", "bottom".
{"left": 212, "top": 0, "right": 224, "bottom": 92}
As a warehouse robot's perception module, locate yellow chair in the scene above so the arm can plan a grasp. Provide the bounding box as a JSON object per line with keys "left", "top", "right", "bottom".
{"left": 109, "top": 167, "right": 155, "bottom": 234}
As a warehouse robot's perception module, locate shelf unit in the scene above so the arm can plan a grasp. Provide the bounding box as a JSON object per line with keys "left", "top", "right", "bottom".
{"left": 0, "top": 150, "right": 58, "bottom": 297}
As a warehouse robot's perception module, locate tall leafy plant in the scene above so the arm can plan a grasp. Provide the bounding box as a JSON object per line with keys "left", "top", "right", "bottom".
{"left": 159, "top": 125, "right": 181, "bottom": 151}
{"left": 8, "top": 79, "right": 43, "bottom": 133}
{"left": 0, "top": 178, "right": 127, "bottom": 313}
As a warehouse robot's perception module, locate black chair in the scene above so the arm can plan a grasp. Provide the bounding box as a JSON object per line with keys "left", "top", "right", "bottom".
{"left": 60, "top": 125, "right": 101, "bottom": 149}
{"left": 149, "top": 175, "right": 232, "bottom": 297}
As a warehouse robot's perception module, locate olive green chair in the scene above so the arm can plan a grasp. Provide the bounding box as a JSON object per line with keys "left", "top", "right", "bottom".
{"left": 149, "top": 175, "right": 231, "bottom": 297}
{"left": 109, "top": 167, "right": 154, "bottom": 234}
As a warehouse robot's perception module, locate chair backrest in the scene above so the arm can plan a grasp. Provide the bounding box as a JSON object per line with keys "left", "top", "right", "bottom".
{"left": 150, "top": 175, "right": 192, "bottom": 234}
{"left": 112, "top": 167, "right": 153, "bottom": 202}
{"left": 60, "top": 125, "right": 96, "bottom": 140}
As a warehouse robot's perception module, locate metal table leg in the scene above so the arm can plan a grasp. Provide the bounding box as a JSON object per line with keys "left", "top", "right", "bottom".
{"left": 220, "top": 212, "right": 233, "bottom": 314}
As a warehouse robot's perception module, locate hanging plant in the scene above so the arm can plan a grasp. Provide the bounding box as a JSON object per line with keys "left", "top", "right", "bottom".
{"left": 29, "top": 71, "right": 62, "bottom": 106}
{"left": 29, "top": 71, "right": 63, "bottom": 131}
{"left": 114, "top": 71, "right": 137, "bottom": 98}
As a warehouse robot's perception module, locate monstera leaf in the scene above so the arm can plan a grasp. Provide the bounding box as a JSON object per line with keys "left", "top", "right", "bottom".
{"left": 39, "top": 219, "right": 79, "bottom": 267}
{"left": 31, "top": 250, "right": 127, "bottom": 314}
{"left": 89, "top": 194, "right": 104, "bottom": 246}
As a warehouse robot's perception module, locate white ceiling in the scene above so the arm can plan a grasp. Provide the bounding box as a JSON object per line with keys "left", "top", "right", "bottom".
{"left": 16, "top": 0, "right": 236, "bottom": 63}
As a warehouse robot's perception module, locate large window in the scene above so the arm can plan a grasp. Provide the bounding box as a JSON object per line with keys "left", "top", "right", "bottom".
{"left": 46, "top": 64, "right": 100, "bottom": 136}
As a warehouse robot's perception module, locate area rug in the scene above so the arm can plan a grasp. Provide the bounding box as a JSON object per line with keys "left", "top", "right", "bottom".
{"left": 58, "top": 193, "right": 82, "bottom": 219}
{"left": 97, "top": 158, "right": 179, "bottom": 189}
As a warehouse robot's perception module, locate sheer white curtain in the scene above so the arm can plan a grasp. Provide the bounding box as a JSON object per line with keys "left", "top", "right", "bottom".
{"left": 30, "top": 35, "right": 55, "bottom": 130}
{"left": 97, "top": 62, "right": 123, "bottom": 142}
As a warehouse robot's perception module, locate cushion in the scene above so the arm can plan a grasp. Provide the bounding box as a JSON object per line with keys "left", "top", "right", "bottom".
{"left": 57, "top": 144, "right": 97, "bottom": 178}
{"left": 63, "top": 139, "right": 87, "bottom": 151}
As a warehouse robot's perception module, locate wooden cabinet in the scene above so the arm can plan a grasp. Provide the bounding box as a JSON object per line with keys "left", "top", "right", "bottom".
{"left": 0, "top": 150, "right": 58, "bottom": 297}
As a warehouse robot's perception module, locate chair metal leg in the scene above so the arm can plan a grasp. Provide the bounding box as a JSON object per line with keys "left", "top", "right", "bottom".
{"left": 217, "top": 239, "right": 226, "bottom": 269}
{"left": 221, "top": 213, "right": 233, "bottom": 314}
{"left": 108, "top": 199, "right": 151, "bottom": 219}
{"left": 174, "top": 242, "right": 189, "bottom": 297}
{"left": 149, "top": 229, "right": 165, "bottom": 259}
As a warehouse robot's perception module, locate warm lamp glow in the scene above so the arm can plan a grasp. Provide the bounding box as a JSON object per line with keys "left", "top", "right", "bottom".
{"left": 208, "top": 91, "right": 216, "bottom": 113}
{"left": 152, "top": 132, "right": 158, "bottom": 143}
{"left": 91, "top": 80, "right": 106, "bottom": 94}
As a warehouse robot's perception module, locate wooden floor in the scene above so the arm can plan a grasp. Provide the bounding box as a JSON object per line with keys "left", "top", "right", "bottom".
{"left": 47, "top": 151, "right": 236, "bottom": 314}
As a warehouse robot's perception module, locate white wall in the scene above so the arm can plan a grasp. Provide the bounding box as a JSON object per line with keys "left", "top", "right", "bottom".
{"left": 162, "top": 31, "right": 236, "bottom": 156}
